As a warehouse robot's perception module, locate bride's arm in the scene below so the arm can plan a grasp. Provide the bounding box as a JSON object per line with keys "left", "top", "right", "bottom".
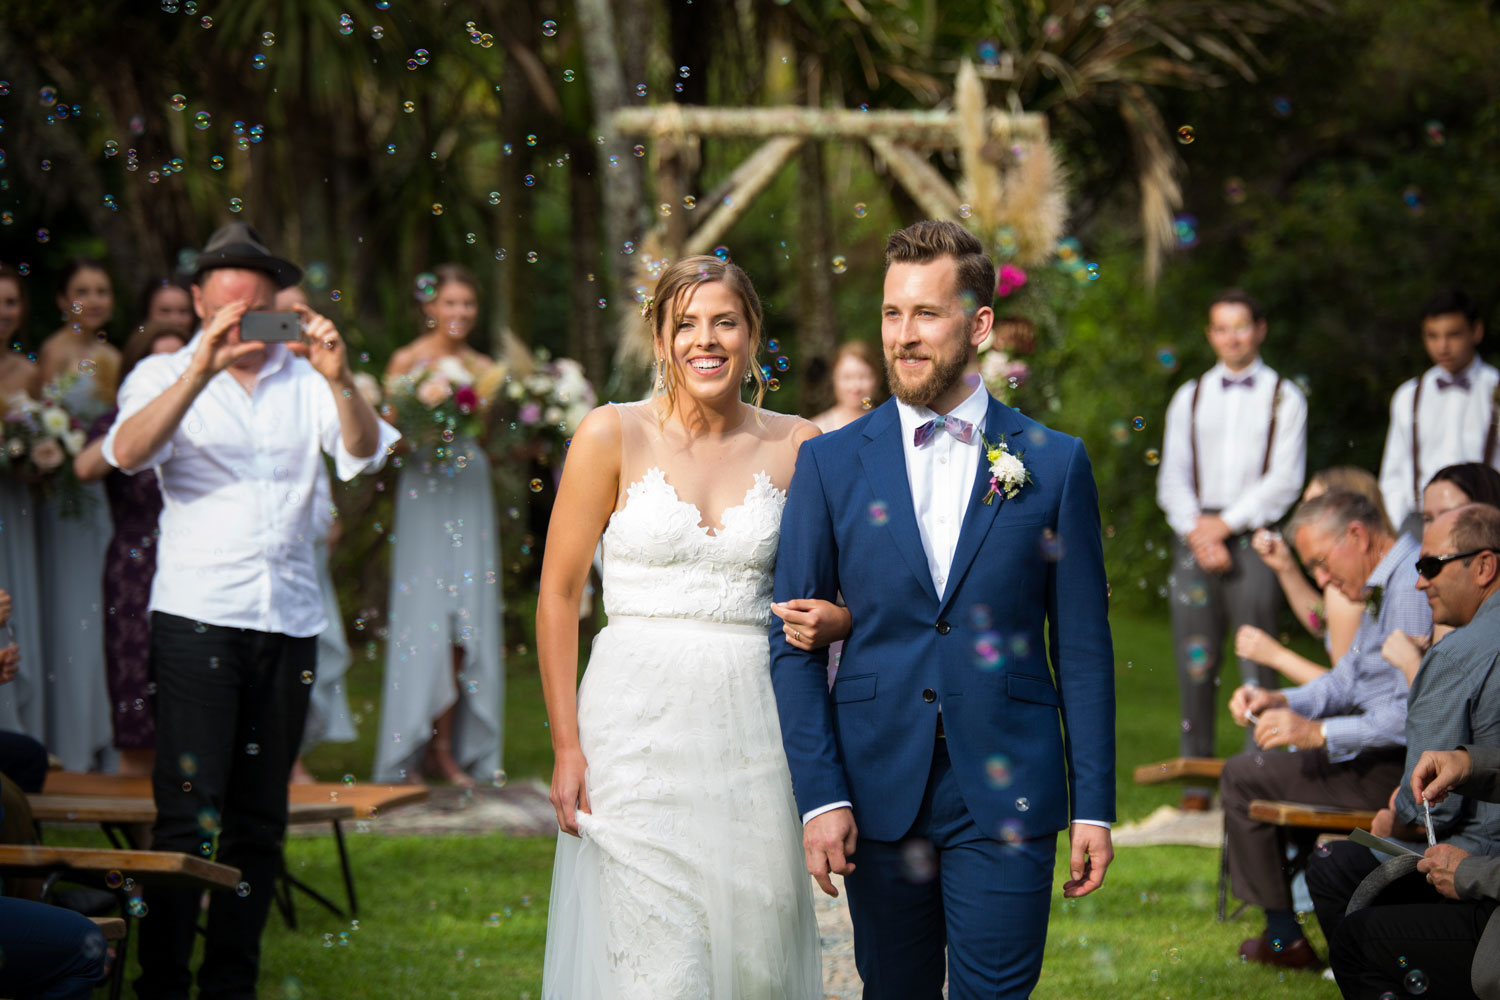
{"left": 537, "top": 405, "right": 620, "bottom": 836}
{"left": 771, "top": 419, "right": 851, "bottom": 651}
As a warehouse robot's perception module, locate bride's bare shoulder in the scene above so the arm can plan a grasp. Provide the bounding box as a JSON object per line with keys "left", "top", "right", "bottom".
{"left": 753, "top": 407, "right": 819, "bottom": 444}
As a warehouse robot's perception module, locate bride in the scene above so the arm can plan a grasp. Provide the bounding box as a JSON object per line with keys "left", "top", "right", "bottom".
{"left": 537, "top": 255, "right": 848, "bottom": 996}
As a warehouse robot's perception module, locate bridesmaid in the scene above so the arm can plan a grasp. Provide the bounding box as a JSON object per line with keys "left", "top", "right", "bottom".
{"left": 0, "top": 263, "right": 45, "bottom": 740}
{"left": 36, "top": 259, "right": 119, "bottom": 771}
{"left": 811, "top": 340, "right": 883, "bottom": 432}
{"left": 74, "top": 320, "right": 186, "bottom": 777}
{"left": 136, "top": 276, "right": 194, "bottom": 334}
{"left": 373, "top": 265, "right": 504, "bottom": 786}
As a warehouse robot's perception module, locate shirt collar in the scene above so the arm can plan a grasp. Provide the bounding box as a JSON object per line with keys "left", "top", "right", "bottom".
{"left": 896, "top": 379, "right": 991, "bottom": 440}
{"left": 1473, "top": 588, "right": 1500, "bottom": 626}
{"left": 1210, "top": 357, "right": 1267, "bottom": 382}
{"left": 1367, "top": 530, "right": 1420, "bottom": 591}
{"left": 1427, "top": 356, "right": 1485, "bottom": 386}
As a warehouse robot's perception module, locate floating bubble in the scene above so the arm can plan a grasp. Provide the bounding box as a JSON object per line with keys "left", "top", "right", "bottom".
{"left": 228, "top": 197, "right": 243, "bottom": 213}
{"left": 1423, "top": 120, "right": 1445, "bottom": 147}
{"left": 867, "top": 500, "right": 889, "bottom": 526}
{"left": 1176, "top": 125, "right": 1195, "bottom": 145}
{"left": 658, "top": 202, "right": 671, "bottom": 217}
{"left": 831, "top": 255, "right": 847, "bottom": 274}
{"left": 1132, "top": 416, "right": 1145, "bottom": 431}
{"left": 526, "top": 251, "right": 538, "bottom": 263}
{"left": 1144, "top": 449, "right": 1160, "bottom": 466}
{"left": 1402, "top": 186, "right": 1424, "bottom": 215}
{"left": 236, "top": 881, "right": 251, "bottom": 897}
{"left": 563, "top": 69, "right": 575, "bottom": 83}
{"left": 529, "top": 478, "right": 543, "bottom": 493}
{"left": 431, "top": 203, "right": 443, "bottom": 215}
{"left": 1015, "top": 797, "right": 1030, "bottom": 812}
{"left": 371, "top": 25, "right": 384, "bottom": 39}
{"left": 775, "top": 356, "right": 789, "bottom": 372}
{"left": 853, "top": 202, "right": 867, "bottom": 218}
{"left": 300, "top": 670, "right": 314, "bottom": 685}
{"left": 1174, "top": 214, "right": 1198, "bottom": 248}
{"left": 766, "top": 339, "right": 780, "bottom": 352}
{"left": 861, "top": 396, "right": 872, "bottom": 409}
{"left": 104, "top": 194, "right": 118, "bottom": 211}
{"left": 128, "top": 899, "right": 148, "bottom": 917}
{"left": 767, "top": 378, "right": 780, "bottom": 391}
{"left": 523, "top": 174, "right": 535, "bottom": 186}
{"left": 1272, "top": 95, "right": 1292, "bottom": 118}
{"left": 194, "top": 111, "right": 211, "bottom": 130}
{"left": 104, "top": 139, "right": 119, "bottom": 157}
{"left": 245, "top": 743, "right": 261, "bottom": 756}
{"left": 39, "top": 86, "right": 57, "bottom": 107}
{"left": 1155, "top": 346, "right": 1178, "bottom": 372}
{"left": 973, "top": 632, "right": 1003, "bottom": 669}
{"left": 1039, "top": 528, "right": 1065, "bottom": 562}
{"left": 210, "top": 154, "right": 224, "bottom": 170}
{"left": 899, "top": 839, "right": 937, "bottom": 884}
{"left": 170, "top": 93, "right": 186, "bottom": 111}
{"left": 985, "top": 755, "right": 1013, "bottom": 788}
{"left": 713, "top": 245, "right": 729, "bottom": 260}
{"left": 635, "top": 83, "right": 647, "bottom": 97}
{"left": 262, "top": 31, "right": 276, "bottom": 46}
{"left": 1109, "top": 420, "right": 1129, "bottom": 444}
{"left": 541, "top": 19, "right": 557, "bottom": 36}
{"left": 35, "top": 229, "right": 49, "bottom": 244}
{"left": 969, "top": 604, "right": 993, "bottom": 629}
{"left": 1224, "top": 177, "right": 1246, "bottom": 204}
{"left": 632, "top": 144, "right": 645, "bottom": 157}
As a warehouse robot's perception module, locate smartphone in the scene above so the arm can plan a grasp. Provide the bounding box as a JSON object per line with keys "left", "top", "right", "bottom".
{"left": 240, "top": 311, "right": 302, "bottom": 343}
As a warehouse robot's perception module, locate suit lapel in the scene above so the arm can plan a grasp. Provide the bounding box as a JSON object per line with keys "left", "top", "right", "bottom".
{"left": 940, "top": 396, "right": 1024, "bottom": 615}
{"left": 858, "top": 402, "right": 940, "bottom": 605}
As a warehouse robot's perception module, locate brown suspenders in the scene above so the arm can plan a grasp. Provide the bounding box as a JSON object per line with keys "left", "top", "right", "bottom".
{"left": 1411, "top": 372, "right": 1500, "bottom": 509}
{"left": 1188, "top": 372, "right": 1284, "bottom": 504}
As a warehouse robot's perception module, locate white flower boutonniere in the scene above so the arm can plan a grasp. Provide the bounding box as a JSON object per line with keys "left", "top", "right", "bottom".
{"left": 981, "top": 433, "right": 1032, "bottom": 506}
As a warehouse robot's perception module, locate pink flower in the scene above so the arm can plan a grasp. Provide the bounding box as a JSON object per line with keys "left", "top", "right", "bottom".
{"left": 415, "top": 376, "right": 452, "bottom": 408}
{"left": 453, "top": 385, "right": 479, "bottom": 414}
{"left": 996, "top": 264, "right": 1028, "bottom": 298}
{"left": 31, "top": 438, "right": 64, "bottom": 472}
{"left": 519, "top": 402, "right": 542, "bottom": 425}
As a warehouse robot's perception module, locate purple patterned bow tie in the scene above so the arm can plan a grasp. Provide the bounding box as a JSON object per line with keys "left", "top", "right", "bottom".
{"left": 1221, "top": 375, "right": 1255, "bottom": 390}
{"left": 1437, "top": 374, "right": 1471, "bottom": 391}
{"left": 913, "top": 414, "right": 976, "bottom": 447}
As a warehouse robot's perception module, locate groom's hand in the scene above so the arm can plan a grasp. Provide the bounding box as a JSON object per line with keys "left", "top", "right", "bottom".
{"left": 805, "top": 808, "right": 857, "bottom": 897}
{"left": 1062, "top": 823, "right": 1112, "bottom": 898}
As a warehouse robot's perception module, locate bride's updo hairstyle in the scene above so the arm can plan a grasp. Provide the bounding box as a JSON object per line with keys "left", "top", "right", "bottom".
{"left": 645, "top": 254, "right": 766, "bottom": 420}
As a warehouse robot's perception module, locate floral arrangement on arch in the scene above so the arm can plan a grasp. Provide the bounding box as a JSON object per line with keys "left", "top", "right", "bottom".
{"left": 979, "top": 265, "right": 1037, "bottom": 402}
{"left": 495, "top": 351, "right": 597, "bottom": 468}
{"left": 380, "top": 356, "right": 507, "bottom": 470}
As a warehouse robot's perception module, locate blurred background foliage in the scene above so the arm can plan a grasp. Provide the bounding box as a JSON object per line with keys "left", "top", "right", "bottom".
{"left": 2, "top": 0, "right": 1498, "bottom": 617}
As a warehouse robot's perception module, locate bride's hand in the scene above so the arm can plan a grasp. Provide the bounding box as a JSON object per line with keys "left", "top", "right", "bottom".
{"left": 549, "top": 746, "right": 591, "bottom": 837}
{"left": 772, "top": 599, "right": 852, "bottom": 651}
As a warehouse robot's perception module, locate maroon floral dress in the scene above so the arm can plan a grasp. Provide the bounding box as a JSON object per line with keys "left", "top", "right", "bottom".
{"left": 87, "top": 410, "right": 163, "bottom": 749}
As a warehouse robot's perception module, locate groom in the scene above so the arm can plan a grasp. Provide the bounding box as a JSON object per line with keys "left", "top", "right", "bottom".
{"left": 770, "top": 220, "right": 1116, "bottom": 998}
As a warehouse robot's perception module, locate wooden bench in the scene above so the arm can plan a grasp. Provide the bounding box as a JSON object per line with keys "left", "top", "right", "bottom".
{"left": 1133, "top": 756, "right": 1226, "bottom": 785}
{"left": 90, "top": 915, "right": 128, "bottom": 940}
{"left": 37, "top": 774, "right": 430, "bottom": 921}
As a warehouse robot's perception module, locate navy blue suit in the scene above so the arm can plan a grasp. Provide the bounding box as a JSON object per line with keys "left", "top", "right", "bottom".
{"left": 770, "top": 394, "right": 1115, "bottom": 998}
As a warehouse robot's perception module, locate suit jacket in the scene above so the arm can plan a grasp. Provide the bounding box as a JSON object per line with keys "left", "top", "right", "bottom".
{"left": 1456, "top": 744, "right": 1500, "bottom": 1000}
{"left": 769, "top": 394, "right": 1116, "bottom": 843}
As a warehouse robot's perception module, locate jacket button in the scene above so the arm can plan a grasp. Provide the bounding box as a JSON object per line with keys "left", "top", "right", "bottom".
{"left": 922, "top": 688, "right": 937, "bottom": 703}
{"left": 936, "top": 621, "right": 951, "bottom": 635}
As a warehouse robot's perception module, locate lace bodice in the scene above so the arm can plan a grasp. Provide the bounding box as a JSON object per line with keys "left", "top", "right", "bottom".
{"left": 601, "top": 466, "right": 786, "bottom": 627}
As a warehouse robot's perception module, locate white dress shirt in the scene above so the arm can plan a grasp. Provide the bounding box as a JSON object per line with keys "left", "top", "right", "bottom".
{"left": 1378, "top": 357, "right": 1500, "bottom": 527}
{"left": 1156, "top": 358, "right": 1308, "bottom": 538}
{"left": 102, "top": 334, "right": 401, "bottom": 637}
{"left": 804, "top": 383, "right": 1107, "bottom": 831}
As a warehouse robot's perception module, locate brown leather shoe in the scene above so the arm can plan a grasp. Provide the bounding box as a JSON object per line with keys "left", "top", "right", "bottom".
{"left": 1180, "top": 791, "right": 1212, "bottom": 812}
{"left": 1239, "top": 933, "right": 1322, "bottom": 970}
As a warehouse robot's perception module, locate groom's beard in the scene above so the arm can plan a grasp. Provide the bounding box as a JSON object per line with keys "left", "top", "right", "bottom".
{"left": 884, "top": 346, "right": 969, "bottom": 409}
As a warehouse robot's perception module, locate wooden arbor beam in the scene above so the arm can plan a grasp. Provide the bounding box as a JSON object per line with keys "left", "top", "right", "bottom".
{"left": 608, "top": 106, "right": 1047, "bottom": 146}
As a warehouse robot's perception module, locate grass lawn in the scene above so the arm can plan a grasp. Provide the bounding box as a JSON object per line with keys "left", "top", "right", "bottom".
{"left": 67, "top": 601, "right": 1341, "bottom": 998}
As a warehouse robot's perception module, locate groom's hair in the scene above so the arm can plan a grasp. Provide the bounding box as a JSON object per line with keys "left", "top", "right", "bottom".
{"left": 884, "top": 221, "right": 995, "bottom": 312}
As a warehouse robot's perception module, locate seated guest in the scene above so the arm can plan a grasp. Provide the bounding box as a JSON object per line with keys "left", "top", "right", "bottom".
{"left": 1220, "top": 489, "right": 1428, "bottom": 968}
{"left": 1326, "top": 745, "right": 1500, "bottom": 1000}
{"left": 1308, "top": 504, "right": 1500, "bottom": 955}
{"left": 0, "top": 588, "right": 46, "bottom": 794}
{"left": 1382, "top": 463, "right": 1500, "bottom": 682}
{"left": 1238, "top": 466, "right": 1390, "bottom": 683}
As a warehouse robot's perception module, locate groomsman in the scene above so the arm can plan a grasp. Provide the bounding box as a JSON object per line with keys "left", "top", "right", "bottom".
{"left": 1379, "top": 289, "right": 1497, "bottom": 533}
{"left": 1156, "top": 290, "right": 1307, "bottom": 811}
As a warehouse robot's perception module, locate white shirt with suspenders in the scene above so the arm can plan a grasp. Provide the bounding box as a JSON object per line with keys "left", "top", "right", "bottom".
{"left": 1157, "top": 358, "right": 1309, "bottom": 540}
{"left": 1378, "top": 357, "right": 1500, "bottom": 528}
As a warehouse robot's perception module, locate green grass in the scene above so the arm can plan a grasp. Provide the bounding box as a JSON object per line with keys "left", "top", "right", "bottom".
{"left": 66, "top": 605, "right": 1344, "bottom": 998}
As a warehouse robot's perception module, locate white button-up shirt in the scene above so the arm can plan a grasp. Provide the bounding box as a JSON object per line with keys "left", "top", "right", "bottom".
{"left": 1156, "top": 358, "right": 1308, "bottom": 538}
{"left": 1379, "top": 357, "right": 1500, "bottom": 527}
{"left": 102, "top": 333, "right": 400, "bottom": 637}
{"left": 896, "top": 382, "right": 991, "bottom": 598}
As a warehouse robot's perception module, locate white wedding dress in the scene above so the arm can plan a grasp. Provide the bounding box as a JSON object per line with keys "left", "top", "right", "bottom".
{"left": 543, "top": 402, "right": 821, "bottom": 999}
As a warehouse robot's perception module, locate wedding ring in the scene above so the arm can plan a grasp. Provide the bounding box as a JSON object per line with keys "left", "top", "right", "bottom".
{"left": 792, "top": 629, "right": 802, "bottom": 641}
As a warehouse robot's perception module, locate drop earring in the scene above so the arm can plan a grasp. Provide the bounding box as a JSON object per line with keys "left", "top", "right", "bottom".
{"left": 655, "top": 361, "right": 665, "bottom": 392}
{"left": 743, "top": 368, "right": 754, "bottom": 383}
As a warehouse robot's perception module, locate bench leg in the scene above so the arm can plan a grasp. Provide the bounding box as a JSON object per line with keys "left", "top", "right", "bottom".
{"left": 332, "top": 819, "right": 357, "bottom": 918}
{"left": 1216, "top": 830, "right": 1229, "bottom": 922}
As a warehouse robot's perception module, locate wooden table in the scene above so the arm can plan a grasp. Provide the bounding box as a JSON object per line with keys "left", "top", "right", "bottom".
{"left": 37, "top": 775, "right": 432, "bottom": 922}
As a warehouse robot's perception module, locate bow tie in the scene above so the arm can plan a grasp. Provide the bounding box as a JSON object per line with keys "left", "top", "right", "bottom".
{"left": 1221, "top": 375, "right": 1255, "bottom": 390}
{"left": 1436, "top": 374, "right": 1471, "bottom": 391}
{"left": 913, "top": 414, "right": 976, "bottom": 448}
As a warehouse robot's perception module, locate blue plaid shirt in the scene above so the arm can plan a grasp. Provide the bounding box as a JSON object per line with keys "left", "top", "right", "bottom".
{"left": 1283, "top": 531, "right": 1428, "bottom": 761}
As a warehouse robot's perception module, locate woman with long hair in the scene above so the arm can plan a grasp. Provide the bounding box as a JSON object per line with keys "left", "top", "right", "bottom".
{"left": 373, "top": 265, "right": 504, "bottom": 786}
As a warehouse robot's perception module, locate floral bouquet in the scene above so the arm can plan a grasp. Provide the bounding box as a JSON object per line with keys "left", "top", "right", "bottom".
{"left": 1, "top": 392, "right": 93, "bottom": 514}
{"left": 381, "top": 357, "right": 506, "bottom": 471}
{"left": 496, "top": 352, "right": 596, "bottom": 468}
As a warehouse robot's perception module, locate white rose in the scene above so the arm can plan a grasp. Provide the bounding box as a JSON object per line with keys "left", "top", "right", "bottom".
{"left": 41, "top": 406, "right": 70, "bottom": 437}
{"left": 435, "top": 356, "right": 472, "bottom": 386}
{"left": 990, "top": 450, "right": 1027, "bottom": 487}
{"left": 62, "top": 429, "right": 87, "bottom": 456}
{"left": 544, "top": 405, "right": 564, "bottom": 426}
{"left": 415, "top": 376, "right": 452, "bottom": 409}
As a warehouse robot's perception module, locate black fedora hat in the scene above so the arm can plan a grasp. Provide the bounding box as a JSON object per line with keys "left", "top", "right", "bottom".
{"left": 192, "top": 222, "right": 302, "bottom": 289}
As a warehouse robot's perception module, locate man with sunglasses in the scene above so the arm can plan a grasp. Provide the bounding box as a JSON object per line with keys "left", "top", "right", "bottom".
{"left": 1307, "top": 503, "right": 1500, "bottom": 998}
{"left": 1219, "top": 489, "right": 1428, "bottom": 968}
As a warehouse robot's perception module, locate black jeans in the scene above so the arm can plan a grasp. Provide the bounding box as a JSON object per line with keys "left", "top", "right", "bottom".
{"left": 134, "top": 613, "right": 314, "bottom": 1000}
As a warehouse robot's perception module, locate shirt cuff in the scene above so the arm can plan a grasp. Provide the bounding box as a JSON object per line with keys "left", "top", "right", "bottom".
{"left": 801, "top": 801, "right": 852, "bottom": 825}
{"left": 1072, "top": 819, "right": 1112, "bottom": 830}
{"left": 1319, "top": 715, "right": 1401, "bottom": 763}
{"left": 331, "top": 416, "right": 401, "bottom": 480}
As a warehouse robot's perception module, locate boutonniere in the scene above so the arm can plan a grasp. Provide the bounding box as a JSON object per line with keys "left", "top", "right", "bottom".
{"left": 1364, "top": 584, "right": 1385, "bottom": 619}
{"left": 981, "top": 432, "right": 1032, "bottom": 506}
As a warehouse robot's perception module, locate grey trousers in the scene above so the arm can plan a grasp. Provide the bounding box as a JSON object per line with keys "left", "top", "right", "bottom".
{"left": 1169, "top": 535, "right": 1281, "bottom": 774}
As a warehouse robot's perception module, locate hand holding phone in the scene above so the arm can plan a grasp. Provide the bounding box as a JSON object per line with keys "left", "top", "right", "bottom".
{"left": 239, "top": 311, "right": 303, "bottom": 343}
